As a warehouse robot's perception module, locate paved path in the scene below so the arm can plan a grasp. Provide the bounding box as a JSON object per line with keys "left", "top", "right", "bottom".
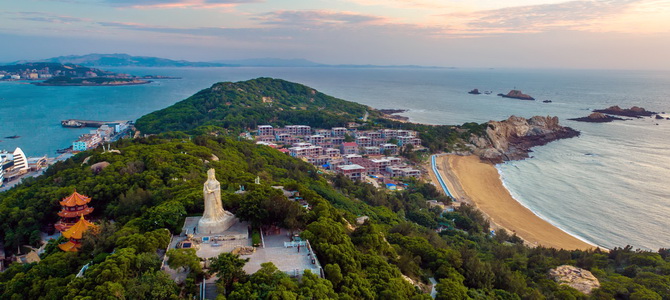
{"left": 429, "top": 277, "right": 437, "bottom": 298}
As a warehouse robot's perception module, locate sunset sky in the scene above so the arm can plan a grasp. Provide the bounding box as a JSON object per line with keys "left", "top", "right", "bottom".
{"left": 1, "top": 0, "right": 670, "bottom": 69}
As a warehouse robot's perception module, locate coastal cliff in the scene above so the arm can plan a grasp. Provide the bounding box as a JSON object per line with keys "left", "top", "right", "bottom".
{"left": 469, "top": 116, "right": 579, "bottom": 162}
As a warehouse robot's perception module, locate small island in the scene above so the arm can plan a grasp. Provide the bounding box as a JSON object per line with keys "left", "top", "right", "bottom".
{"left": 568, "top": 112, "right": 625, "bottom": 123}
{"left": 0, "top": 62, "right": 177, "bottom": 86}
{"left": 497, "top": 89, "right": 535, "bottom": 100}
{"left": 33, "top": 76, "right": 150, "bottom": 86}
{"left": 593, "top": 105, "right": 657, "bottom": 118}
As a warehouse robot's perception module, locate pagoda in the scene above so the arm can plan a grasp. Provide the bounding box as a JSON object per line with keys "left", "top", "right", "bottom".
{"left": 55, "top": 190, "right": 94, "bottom": 232}
{"left": 58, "top": 215, "right": 96, "bottom": 252}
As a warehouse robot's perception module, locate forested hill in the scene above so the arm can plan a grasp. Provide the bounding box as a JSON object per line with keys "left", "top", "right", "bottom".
{"left": 135, "top": 78, "right": 377, "bottom": 134}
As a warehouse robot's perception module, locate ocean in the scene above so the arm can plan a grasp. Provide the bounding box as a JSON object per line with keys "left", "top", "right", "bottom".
{"left": 1, "top": 67, "right": 668, "bottom": 250}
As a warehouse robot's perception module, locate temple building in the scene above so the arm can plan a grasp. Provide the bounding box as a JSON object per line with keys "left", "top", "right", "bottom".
{"left": 58, "top": 216, "right": 96, "bottom": 252}
{"left": 55, "top": 190, "right": 94, "bottom": 232}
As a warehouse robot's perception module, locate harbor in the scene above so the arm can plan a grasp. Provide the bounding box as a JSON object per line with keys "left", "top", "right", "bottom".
{"left": 1, "top": 120, "right": 133, "bottom": 191}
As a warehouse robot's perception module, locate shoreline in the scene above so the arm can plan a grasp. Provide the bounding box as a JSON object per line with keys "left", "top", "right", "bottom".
{"left": 431, "top": 154, "right": 598, "bottom": 251}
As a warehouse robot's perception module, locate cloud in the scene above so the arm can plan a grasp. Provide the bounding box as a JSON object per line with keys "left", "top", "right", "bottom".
{"left": 5, "top": 12, "right": 90, "bottom": 24}
{"left": 100, "top": 0, "right": 262, "bottom": 8}
{"left": 445, "top": 0, "right": 645, "bottom": 34}
{"left": 255, "top": 10, "right": 388, "bottom": 27}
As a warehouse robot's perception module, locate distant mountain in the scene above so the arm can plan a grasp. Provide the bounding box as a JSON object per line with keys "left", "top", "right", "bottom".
{"left": 214, "top": 58, "right": 325, "bottom": 67}
{"left": 13, "top": 53, "right": 230, "bottom": 68}
{"left": 9, "top": 53, "right": 444, "bottom": 68}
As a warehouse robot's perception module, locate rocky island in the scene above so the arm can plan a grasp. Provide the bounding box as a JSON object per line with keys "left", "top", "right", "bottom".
{"left": 593, "top": 105, "right": 656, "bottom": 118}
{"left": 568, "top": 112, "right": 625, "bottom": 123}
{"left": 497, "top": 89, "right": 535, "bottom": 100}
{"left": 468, "top": 115, "right": 579, "bottom": 163}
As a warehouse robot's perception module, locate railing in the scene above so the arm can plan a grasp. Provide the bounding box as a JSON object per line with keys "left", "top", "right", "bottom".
{"left": 431, "top": 155, "right": 453, "bottom": 198}
{"left": 200, "top": 277, "right": 206, "bottom": 300}
{"left": 284, "top": 241, "right": 307, "bottom": 248}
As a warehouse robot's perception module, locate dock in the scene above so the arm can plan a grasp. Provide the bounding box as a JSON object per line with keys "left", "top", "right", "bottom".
{"left": 61, "top": 119, "right": 130, "bottom": 128}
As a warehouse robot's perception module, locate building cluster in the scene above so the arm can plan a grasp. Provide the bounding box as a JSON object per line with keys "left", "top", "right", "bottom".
{"left": 72, "top": 122, "right": 130, "bottom": 152}
{"left": 255, "top": 125, "right": 423, "bottom": 181}
{"left": 0, "top": 147, "right": 47, "bottom": 186}
{"left": 0, "top": 66, "right": 103, "bottom": 80}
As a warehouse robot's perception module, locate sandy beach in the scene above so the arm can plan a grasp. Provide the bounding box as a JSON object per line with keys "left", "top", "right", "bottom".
{"left": 432, "top": 155, "right": 596, "bottom": 250}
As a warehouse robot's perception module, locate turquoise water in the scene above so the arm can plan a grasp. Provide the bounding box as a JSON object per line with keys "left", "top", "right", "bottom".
{"left": 1, "top": 67, "right": 668, "bottom": 250}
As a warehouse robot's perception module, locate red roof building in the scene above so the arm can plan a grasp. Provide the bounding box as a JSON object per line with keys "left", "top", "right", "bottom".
{"left": 55, "top": 190, "right": 94, "bottom": 232}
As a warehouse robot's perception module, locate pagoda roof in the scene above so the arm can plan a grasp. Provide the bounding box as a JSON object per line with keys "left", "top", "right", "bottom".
{"left": 61, "top": 216, "right": 96, "bottom": 240}
{"left": 60, "top": 190, "right": 91, "bottom": 206}
{"left": 58, "top": 241, "right": 81, "bottom": 252}
{"left": 58, "top": 206, "right": 94, "bottom": 218}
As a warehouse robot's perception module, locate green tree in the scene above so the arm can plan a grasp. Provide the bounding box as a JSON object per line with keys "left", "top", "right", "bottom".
{"left": 167, "top": 248, "right": 203, "bottom": 275}
{"left": 209, "top": 252, "right": 250, "bottom": 296}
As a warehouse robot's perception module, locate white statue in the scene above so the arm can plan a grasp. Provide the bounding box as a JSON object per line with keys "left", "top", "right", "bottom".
{"left": 198, "top": 169, "right": 235, "bottom": 234}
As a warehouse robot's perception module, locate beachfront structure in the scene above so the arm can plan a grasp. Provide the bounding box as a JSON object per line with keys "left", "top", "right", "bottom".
{"left": 11, "top": 147, "right": 29, "bottom": 174}
{"left": 380, "top": 143, "right": 399, "bottom": 155}
{"left": 72, "top": 134, "right": 102, "bottom": 152}
{"left": 331, "top": 127, "right": 347, "bottom": 137}
{"left": 258, "top": 125, "right": 274, "bottom": 136}
{"left": 387, "top": 166, "right": 421, "bottom": 178}
{"left": 356, "top": 136, "right": 372, "bottom": 147}
{"left": 341, "top": 142, "right": 358, "bottom": 155}
{"left": 364, "top": 146, "right": 381, "bottom": 155}
{"left": 336, "top": 164, "right": 366, "bottom": 181}
{"left": 288, "top": 145, "right": 323, "bottom": 158}
{"left": 55, "top": 190, "right": 94, "bottom": 232}
{"left": 325, "top": 148, "right": 341, "bottom": 157}
{"left": 286, "top": 125, "right": 311, "bottom": 136}
{"left": 58, "top": 216, "right": 96, "bottom": 252}
{"left": 0, "top": 157, "right": 4, "bottom": 186}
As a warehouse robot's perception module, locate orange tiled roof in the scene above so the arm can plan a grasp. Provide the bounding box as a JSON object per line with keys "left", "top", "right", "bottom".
{"left": 58, "top": 241, "right": 81, "bottom": 252}
{"left": 61, "top": 216, "right": 96, "bottom": 240}
{"left": 59, "top": 190, "right": 91, "bottom": 207}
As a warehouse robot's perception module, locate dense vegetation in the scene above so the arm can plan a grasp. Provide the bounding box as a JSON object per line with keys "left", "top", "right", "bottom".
{"left": 1, "top": 79, "right": 668, "bottom": 299}
{"left": 135, "top": 78, "right": 376, "bottom": 134}
{"left": 1, "top": 135, "right": 668, "bottom": 299}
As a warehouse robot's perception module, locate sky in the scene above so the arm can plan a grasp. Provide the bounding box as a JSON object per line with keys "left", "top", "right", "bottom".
{"left": 1, "top": 0, "right": 670, "bottom": 69}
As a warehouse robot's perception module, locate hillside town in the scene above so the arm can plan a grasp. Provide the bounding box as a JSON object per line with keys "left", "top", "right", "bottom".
{"left": 253, "top": 124, "right": 424, "bottom": 185}
{"left": 0, "top": 63, "right": 113, "bottom": 80}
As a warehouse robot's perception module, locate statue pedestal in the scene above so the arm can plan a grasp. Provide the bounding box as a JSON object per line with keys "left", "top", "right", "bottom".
{"left": 197, "top": 212, "right": 237, "bottom": 235}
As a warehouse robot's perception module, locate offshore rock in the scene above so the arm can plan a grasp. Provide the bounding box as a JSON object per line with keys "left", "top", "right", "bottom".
{"left": 568, "top": 112, "right": 625, "bottom": 123}
{"left": 549, "top": 265, "right": 600, "bottom": 294}
{"left": 497, "top": 90, "right": 535, "bottom": 100}
{"left": 470, "top": 115, "right": 579, "bottom": 163}
{"left": 593, "top": 105, "right": 656, "bottom": 118}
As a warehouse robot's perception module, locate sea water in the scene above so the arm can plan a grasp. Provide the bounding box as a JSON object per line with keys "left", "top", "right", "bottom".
{"left": 0, "top": 67, "right": 668, "bottom": 250}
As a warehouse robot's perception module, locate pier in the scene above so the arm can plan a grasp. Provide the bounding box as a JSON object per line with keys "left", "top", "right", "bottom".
{"left": 61, "top": 119, "right": 130, "bottom": 128}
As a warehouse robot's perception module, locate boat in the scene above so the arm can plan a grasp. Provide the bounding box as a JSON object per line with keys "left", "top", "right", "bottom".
{"left": 4, "top": 135, "right": 20, "bottom": 139}
{"left": 484, "top": 91, "right": 492, "bottom": 95}
{"left": 468, "top": 88, "right": 481, "bottom": 95}
{"left": 543, "top": 100, "right": 552, "bottom": 103}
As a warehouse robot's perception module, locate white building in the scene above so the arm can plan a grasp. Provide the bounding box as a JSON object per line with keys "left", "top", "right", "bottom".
{"left": 11, "top": 147, "right": 29, "bottom": 174}
{"left": 0, "top": 157, "right": 5, "bottom": 186}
